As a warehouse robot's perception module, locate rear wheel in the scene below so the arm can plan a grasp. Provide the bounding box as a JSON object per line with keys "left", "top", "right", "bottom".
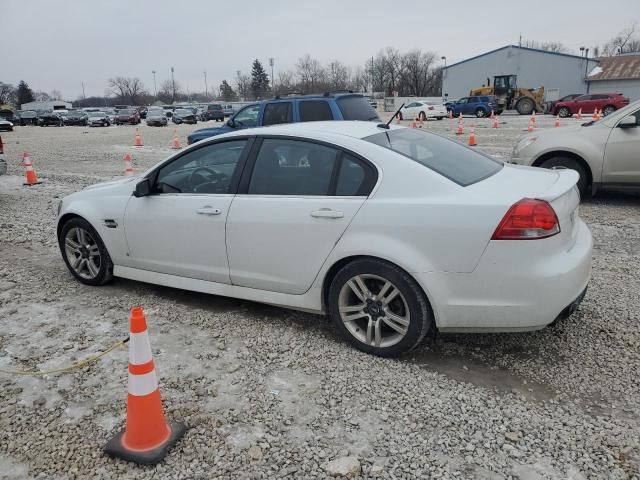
{"left": 540, "top": 156, "right": 589, "bottom": 197}
{"left": 558, "top": 107, "right": 571, "bottom": 118}
{"left": 328, "top": 258, "right": 433, "bottom": 357}
{"left": 59, "top": 217, "right": 113, "bottom": 286}
{"left": 419, "top": 111, "right": 426, "bottom": 121}
{"left": 602, "top": 105, "right": 616, "bottom": 116}
{"left": 516, "top": 97, "right": 535, "bottom": 115}
{"left": 475, "top": 108, "right": 486, "bottom": 118}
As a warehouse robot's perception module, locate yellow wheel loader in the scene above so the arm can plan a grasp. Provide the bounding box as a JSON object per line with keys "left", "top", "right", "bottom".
{"left": 470, "top": 75, "right": 544, "bottom": 115}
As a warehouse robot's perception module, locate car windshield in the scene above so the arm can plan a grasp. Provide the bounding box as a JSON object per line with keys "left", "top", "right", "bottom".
{"left": 364, "top": 128, "right": 503, "bottom": 186}
{"left": 147, "top": 109, "right": 163, "bottom": 116}
{"left": 209, "top": 105, "right": 222, "bottom": 110}
{"left": 176, "top": 109, "right": 192, "bottom": 115}
{"left": 119, "top": 109, "right": 134, "bottom": 115}
{"left": 336, "top": 96, "right": 380, "bottom": 121}
{"left": 90, "top": 112, "right": 105, "bottom": 118}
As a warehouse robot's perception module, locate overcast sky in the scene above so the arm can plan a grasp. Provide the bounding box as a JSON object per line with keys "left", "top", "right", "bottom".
{"left": 3, "top": 0, "right": 638, "bottom": 100}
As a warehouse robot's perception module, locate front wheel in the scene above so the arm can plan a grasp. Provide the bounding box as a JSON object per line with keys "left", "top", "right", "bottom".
{"left": 516, "top": 98, "right": 535, "bottom": 115}
{"left": 59, "top": 217, "right": 113, "bottom": 286}
{"left": 540, "top": 156, "right": 589, "bottom": 198}
{"left": 328, "top": 259, "right": 433, "bottom": 357}
{"left": 602, "top": 105, "right": 616, "bottom": 116}
{"left": 558, "top": 107, "right": 571, "bottom": 118}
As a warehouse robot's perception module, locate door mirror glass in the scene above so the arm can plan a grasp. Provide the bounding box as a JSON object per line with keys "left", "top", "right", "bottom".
{"left": 618, "top": 115, "right": 637, "bottom": 128}
{"left": 227, "top": 119, "right": 235, "bottom": 128}
{"left": 133, "top": 178, "right": 151, "bottom": 197}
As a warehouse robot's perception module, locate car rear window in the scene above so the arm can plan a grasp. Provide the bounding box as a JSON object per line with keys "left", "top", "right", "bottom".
{"left": 364, "top": 129, "right": 502, "bottom": 186}
{"left": 299, "top": 101, "right": 333, "bottom": 121}
{"left": 336, "top": 96, "right": 379, "bottom": 121}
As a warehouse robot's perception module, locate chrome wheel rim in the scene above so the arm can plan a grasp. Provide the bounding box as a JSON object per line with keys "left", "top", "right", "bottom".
{"left": 64, "top": 227, "right": 101, "bottom": 280}
{"left": 338, "top": 274, "right": 410, "bottom": 348}
{"left": 603, "top": 106, "right": 614, "bottom": 116}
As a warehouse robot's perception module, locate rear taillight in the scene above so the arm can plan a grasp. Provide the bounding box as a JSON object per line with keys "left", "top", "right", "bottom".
{"left": 492, "top": 198, "right": 560, "bottom": 240}
{"left": 428, "top": 106, "right": 434, "bottom": 110}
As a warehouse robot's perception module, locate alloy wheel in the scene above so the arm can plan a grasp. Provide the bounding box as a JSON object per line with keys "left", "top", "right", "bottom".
{"left": 338, "top": 274, "right": 410, "bottom": 348}
{"left": 64, "top": 227, "right": 101, "bottom": 280}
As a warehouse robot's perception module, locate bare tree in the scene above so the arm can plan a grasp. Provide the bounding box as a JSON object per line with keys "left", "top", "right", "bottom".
{"left": 157, "top": 79, "right": 179, "bottom": 103}
{"left": 235, "top": 71, "right": 251, "bottom": 100}
{"left": 0, "top": 82, "right": 16, "bottom": 105}
{"left": 600, "top": 23, "right": 640, "bottom": 56}
{"left": 49, "top": 89, "right": 63, "bottom": 101}
{"left": 296, "top": 54, "right": 325, "bottom": 93}
{"left": 327, "top": 60, "right": 349, "bottom": 90}
{"left": 521, "top": 39, "right": 571, "bottom": 53}
{"left": 34, "top": 91, "right": 51, "bottom": 102}
{"left": 398, "top": 50, "right": 438, "bottom": 96}
{"left": 274, "top": 70, "right": 296, "bottom": 95}
{"left": 107, "top": 77, "right": 147, "bottom": 105}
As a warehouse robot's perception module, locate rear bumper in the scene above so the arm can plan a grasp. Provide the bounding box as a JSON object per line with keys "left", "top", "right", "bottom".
{"left": 415, "top": 220, "right": 592, "bottom": 332}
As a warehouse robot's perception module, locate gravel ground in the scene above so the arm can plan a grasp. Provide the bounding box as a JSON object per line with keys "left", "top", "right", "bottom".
{"left": 0, "top": 115, "right": 639, "bottom": 479}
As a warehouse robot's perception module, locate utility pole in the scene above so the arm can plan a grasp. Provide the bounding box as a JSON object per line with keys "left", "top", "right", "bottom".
{"left": 170, "top": 67, "right": 176, "bottom": 104}
{"left": 440, "top": 56, "right": 446, "bottom": 100}
{"left": 269, "top": 58, "right": 274, "bottom": 95}
{"left": 152, "top": 70, "right": 157, "bottom": 99}
{"left": 203, "top": 70, "right": 208, "bottom": 99}
{"left": 81, "top": 81, "right": 86, "bottom": 100}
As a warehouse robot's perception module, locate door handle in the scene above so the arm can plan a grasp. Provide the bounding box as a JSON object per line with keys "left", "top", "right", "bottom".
{"left": 196, "top": 206, "right": 222, "bottom": 216}
{"left": 310, "top": 208, "right": 344, "bottom": 219}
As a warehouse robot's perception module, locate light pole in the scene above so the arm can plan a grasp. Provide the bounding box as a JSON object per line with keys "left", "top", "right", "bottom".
{"left": 170, "top": 67, "right": 176, "bottom": 104}
{"left": 152, "top": 70, "right": 157, "bottom": 99}
{"left": 203, "top": 70, "right": 208, "bottom": 99}
{"left": 441, "top": 56, "right": 447, "bottom": 100}
{"left": 269, "top": 58, "right": 274, "bottom": 95}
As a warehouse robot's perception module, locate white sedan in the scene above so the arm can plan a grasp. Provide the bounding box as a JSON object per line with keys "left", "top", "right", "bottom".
{"left": 399, "top": 101, "right": 447, "bottom": 121}
{"left": 57, "top": 121, "right": 592, "bottom": 357}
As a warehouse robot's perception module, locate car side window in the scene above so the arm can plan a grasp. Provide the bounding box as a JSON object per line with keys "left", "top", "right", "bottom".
{"left": 468, "top": 97, "right": 478, "bottom": 104}
{"left": 154, "top": 140, "right": 248, "bottom": 195}
{"left": 335, "top": 154, "right": 367, "bottom": 196}
{"left": 248, "top": 139, "right": 338, "bottom": 196}
{"left": 263, "top": 102, "right": 293, "bottom": 126}
{"left": 457, "top": 98, "right": 468, "bottom": 104}
{"left": 299, "top": 101, "right": 334, "bottom": 121}
{"left": 234, "top": 105, "right": 260, "bottom": 127}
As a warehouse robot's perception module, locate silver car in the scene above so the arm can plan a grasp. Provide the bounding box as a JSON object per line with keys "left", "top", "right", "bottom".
{"left": 146, "top": 107, "right": 168, "bottom": 127}
{"left": 511, "top": 100, "right": 640, "bottom": 196}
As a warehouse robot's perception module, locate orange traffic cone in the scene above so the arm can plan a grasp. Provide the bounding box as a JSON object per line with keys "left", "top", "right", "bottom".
{"left": 555, "top": 116, "right": 560, "bottom": 128}
{"left": 527, "top": 120, "right": 535, "bottom": 133}
{"left": 577, "top": 108, "right": 582, "bottom": 120}
{"left": 468, "top": 126, "right": 477, "bottom": 146}
{"left": 124, "top": 153, "right": 134, "bottom": 176}
{"left": 490, "top": 110, "right": 495, "bottom": 119}
{"left": 448, "top": 110, "right": 453, "bottom": 119}
{"left": 456, "top": 117, "right": 463, "bottom": 135}
{"left": 105, "top": 307, "right": 186, "bottom": 465}
{"left": 531, "top": 111, "right": 537, "bottom": 124}
{"left": 396, "top": 113, "right": 401, "bottom": 124}
{"left": 23, "top": 152, "right": 42, "bottom": 186}
{"left": 134, "top": 128, "right": 143, "bottom": 147}
{"left": 596, "top": 108, "right": 602, "bottom": 120}
{"left": 411, "top": 117, "right": 417, "bottom": 128}
{"left": 172, "top": 130, "right": 181, "bottom": 150}
{"left": 592, "top": 108, "right": 598, "bottom": 120}
{"left": 492, "top": 117, "right": 499, "bottom": 129}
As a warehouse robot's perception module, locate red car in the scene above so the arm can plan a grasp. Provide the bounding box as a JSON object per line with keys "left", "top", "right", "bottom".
{"left": 554, "top": 93, "right": 629, "bottom": 118}
{"left": 115, "top": 108, "right": 141, "bottom": 125}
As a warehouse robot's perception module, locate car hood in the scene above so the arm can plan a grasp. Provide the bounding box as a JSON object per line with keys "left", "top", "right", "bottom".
{"left": 82, "top": 176, "right": 138, "bottom": 192}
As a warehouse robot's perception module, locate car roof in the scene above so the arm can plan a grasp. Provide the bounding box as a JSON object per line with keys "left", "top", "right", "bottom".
{"left": 222, "top": 120, "right": 397, "bottom": 141}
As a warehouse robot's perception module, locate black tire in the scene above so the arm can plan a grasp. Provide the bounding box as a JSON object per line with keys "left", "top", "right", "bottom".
{"left": 419, "top": 111, "right": 426, "bottom": 121}
{"left": 475, "top": 108, "right": 486, "bottom": 118}
{"left": 558, "top": 107, "right": 571, "bottom": 118}
{"left": 516, "top": 97, "right": 535, "bottom": 115}
{"left": 540, "top": 156, "right": 589, "bottom": 197}
{"left": 59, "top": 217, "right": 114, "bottom": 286}
{"left": 436, "top": 117, "right": 444, "bottom": 120}
{"left": 602, "top": 105, "right": 616, "bottom": 116}
{"left": 398, "top": 112, "right": 403, "bottom": 121}
{"left": 328, "top": 258, "right": 434, "bottom": 357}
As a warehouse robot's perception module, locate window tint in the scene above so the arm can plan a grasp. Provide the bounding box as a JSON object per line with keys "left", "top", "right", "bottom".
{"left": 248, "top": 139, "right": 338, "bottom": 195}
{"left": 468, "top": 97, "right": 478, "bottom": 104}
{"left": 234, "top": 104, "right": 260, "bottom": 127}
{"left": 457, "top": 98, "right": 468, "bottom": 104}
{"left": 336, "top": 96, "right": 379, "bottom": 121}
{"left": 154, "top": 140, "right": 247, "bottom": 194}
{"left": 591, "top": 94, "right": 608, "bottom": 100}
{"left": 263, "top": 102, "right": 293, "bottom": 126}
{"left": 299, "top": 101, "right": 333, "bottom": 122}
{"left": 364, "top": 129, "right": 502, "bottom": 187}
{"left": 336, "top": 154, "right": 366, "bottom": 196}
{"left": 577, "top": 95, "right": 591, "bottom": 101}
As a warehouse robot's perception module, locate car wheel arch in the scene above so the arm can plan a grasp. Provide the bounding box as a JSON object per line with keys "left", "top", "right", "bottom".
{"left": 320, "top": 254, "right": 439, "bottom": 327}
{"left": 57, "top": 213, "right": 111, "bottom": 255}
{"left": 532, "top": 151, "right": 593, "bottom": 186}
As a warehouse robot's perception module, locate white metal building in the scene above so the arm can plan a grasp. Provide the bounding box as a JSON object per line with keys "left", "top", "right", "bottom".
{"left": 586, "top": 53, "right": 640, "bottom": 101}
{"left": 442, "top": 45, "right": 599, "bottom": 102}
{"left": 20, "top": 100, "right": 72, "bottom": 111}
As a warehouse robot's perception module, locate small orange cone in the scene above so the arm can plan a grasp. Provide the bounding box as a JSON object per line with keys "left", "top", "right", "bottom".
{"left": 396, "top": 113, "right": 401, "bottom": 124}
{"left": 592, "top": 108, "right": 598, "bottom": 120}
{"left": 531, "top": 111, "right": 537, "bottom": 124}
{"left": 124, "top": 153, "right": 134, "bottom": 176}
{"left": 490, "top": 110, "right": 495, "bottom": 119}
{"left": 172, "top": 130, "right": 181, "bottom": 150}
{"left": 411, "top": 117, "right": 417, "bottom": 128}
{"left": 492, "top": 117, "right": 499, "bottom": 129}
{"left": 555, "top": 115, "right": 560, "bottom": 128}
{"left": 448, "top": 110, "right": 453, "bottom": 119}
{"left": 527, "top": 120, "right": 535, "bottom": 133}
{"left": 456, "top": 117, "right": 463, "bottom": 135}
{"left": 23, "top": 152, "right": 42, "bottom": 186}
{"left": 134, "top": 128, "right": 143, "bottom": 147}
{"left": 577, "top": 108, "right": 582, "bottom": 120}
{"left": 468, "top": 126, "right": 477, "bottom": 146}
{"left": 104, "top": 307, "right": 186, "bottom": 465}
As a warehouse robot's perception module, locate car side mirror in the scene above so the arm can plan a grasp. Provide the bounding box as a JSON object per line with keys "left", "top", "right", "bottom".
{"left": 133, "top": 178, "right": 151, "bottom": 197}
{"left": 618, "top": 115, "right": 637, "bottom": 128}
{"left": 227, "top": 119, "right": 235, "bottom": 128}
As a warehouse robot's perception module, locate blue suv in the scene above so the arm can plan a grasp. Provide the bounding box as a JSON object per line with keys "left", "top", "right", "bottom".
{"left": 446, "top": 95, "right": 500, "bottom": 118}
{"left": 187, "top": 92, "right": 380, "bottom": 144}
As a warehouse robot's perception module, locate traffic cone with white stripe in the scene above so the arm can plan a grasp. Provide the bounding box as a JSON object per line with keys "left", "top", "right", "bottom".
{"left": 531, "top": 111, "right": 536, "bottom": 124}
{"left": 577, "top": 108, "right": 582, "bottom": 119}
{"left": 124, "top": 154, "right": 134, "bottom": 176}
{"left": 468, "top": 126, "right": 477, "bottom": 146}
{"left": 527, "top": 119, "right": 535, "bottom": 133}
{"left": 448, "top": 110, "right": 453, "bottom": 119}
{"left": 172, "top": 130, "right": 181, "bottom": 149}
{"left": 396, "top": 113, "right": 401, "bottom": 124}
{"left": 411, "top": 117, "right": 417, "bottom": 128}
{"left": 456, "top": 114, "right": 463, "bottom": 135}
{"left": 555, "top": 115, "right": 560, "bottom": 128}
{"left": 492, "top": 116, "right": 499, "bottom": 129}
{"left": 23, "top": 152, "right": 42, "bottom": 186}
{"left": 134, "top": 128, "right": 143, "bottom": 147}
{"left": 104, "top": 307, "right": 186, "bottom": 465}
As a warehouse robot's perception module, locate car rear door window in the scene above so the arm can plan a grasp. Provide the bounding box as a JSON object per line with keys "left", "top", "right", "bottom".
{"left": 154, "top": 139, "right": 248, "bottom": 194}
{"left": 365, "top": 129, "right": 502, "bottom": 186}
{"left": 248, "top": 139, "right": 338, "bottom": 195}
{"left": 263, "top": 102, "right": 293, "bottom": 126}
{"left": 335, "top": 154, "right": 367, "bottom": 196}
{"left": 299, "top": 101, "right": 334, "bottom": 122}
{"left": 336, "top": 96, "right": 379, "bottom": 121}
